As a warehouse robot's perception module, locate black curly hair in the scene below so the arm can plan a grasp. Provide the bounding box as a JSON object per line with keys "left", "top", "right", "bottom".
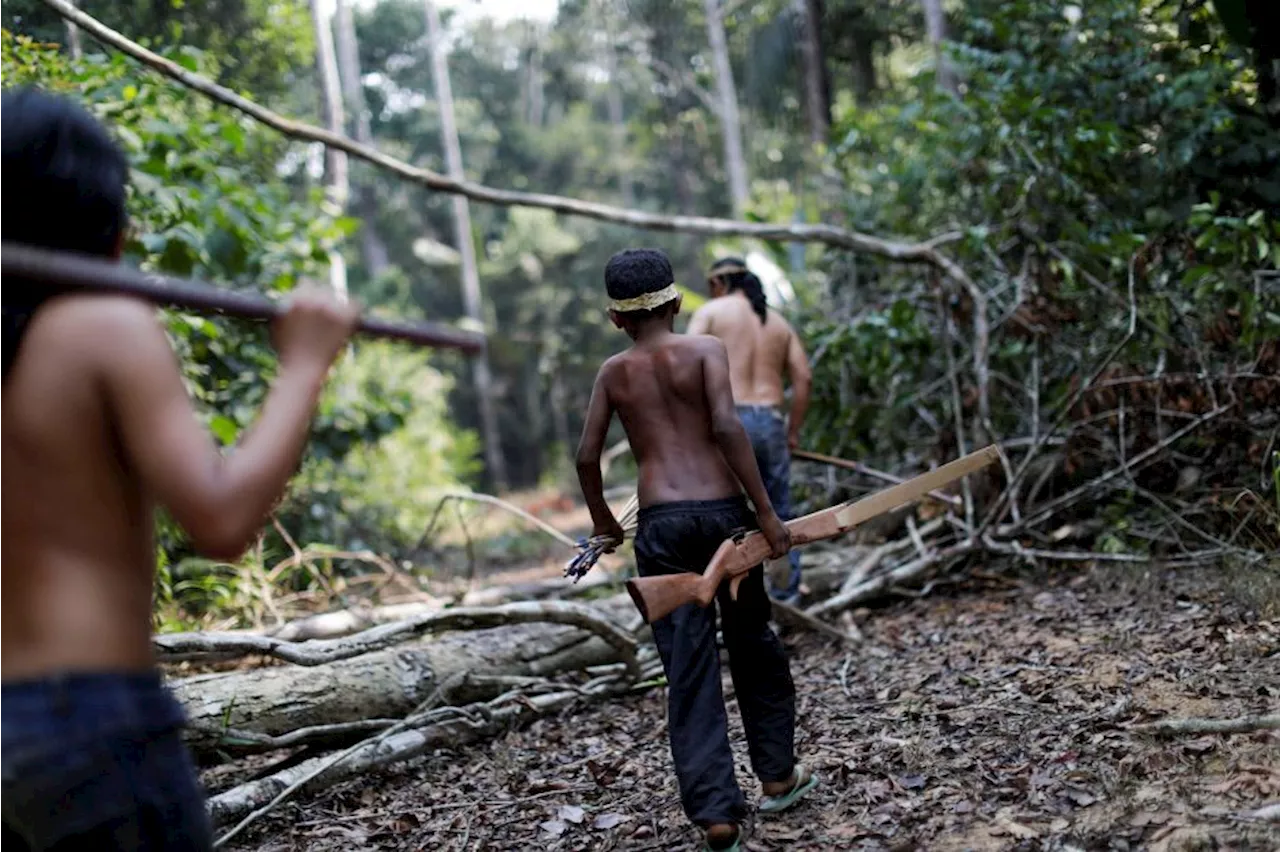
{"left": 3, "top": 88, "right": 129, "bottom": 378}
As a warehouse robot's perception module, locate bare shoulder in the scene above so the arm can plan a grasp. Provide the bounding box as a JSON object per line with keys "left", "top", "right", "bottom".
{"left": 25, "top": 294, "right": 166, "bottom": 362}
{"left": 766, "top": 308, "right": 797, "bottom": 337}
{"left": 682, "top": 333, "right": 728, "bottom": 361}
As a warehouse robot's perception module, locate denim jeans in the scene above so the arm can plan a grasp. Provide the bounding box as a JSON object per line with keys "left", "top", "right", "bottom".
{"left": 1, "top": 672, "right": 213, "bottom": 851}
{"left": 736, "top": 404, "right": 802, "bottom": 601}
{"left": 634, "top": 497, "right": 797, "bottom": 826}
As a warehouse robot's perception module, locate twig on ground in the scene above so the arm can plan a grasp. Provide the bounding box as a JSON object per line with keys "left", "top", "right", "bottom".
{"left": 771, "top": 599, "right": 857, "bottom": 644}
{"left": 1128, "top": 713, "right": 1280, "bottom": 737}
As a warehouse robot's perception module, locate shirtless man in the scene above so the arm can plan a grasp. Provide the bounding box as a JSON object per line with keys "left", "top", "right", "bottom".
{"left": 576, "top": 249, "right": 818, "bottom": 852}
{"left": 686, "top": 258, "right": 812, "bottom": 603}
{"left": 2, "top": 89, "right": 359, "bottom": 850}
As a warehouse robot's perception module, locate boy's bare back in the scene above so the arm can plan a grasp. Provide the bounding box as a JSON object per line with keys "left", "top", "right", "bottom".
{"left": 596, "top": 333, "right": 741, "bottom": 507}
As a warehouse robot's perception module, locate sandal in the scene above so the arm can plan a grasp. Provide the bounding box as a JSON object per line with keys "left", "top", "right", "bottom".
{"left": 759, "top": 764, "right": 819, "bottom": 815}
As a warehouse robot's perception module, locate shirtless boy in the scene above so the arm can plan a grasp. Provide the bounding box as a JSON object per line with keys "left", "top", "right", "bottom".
{"left": 2, "top": 89, "right": 359, "bottom": 850}
{"left": 575, "top": 249, "right": 818, "bottom": 851}
{"left": 687, "top": 259, "right": 812, "bottom": 603}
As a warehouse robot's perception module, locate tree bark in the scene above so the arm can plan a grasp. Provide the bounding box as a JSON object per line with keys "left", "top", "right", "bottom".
{"left": 63, "top": 0, "right": 83, "bottom": 58}
{"left": 309, "top": 0, "right": 350, "bottom": 300}
{"left": 333, "top": 0, "right": 392, "bottom": 280}
{"left": 423, "top": 0, "right": 509, "bottom": 490}
{"left": 703, "top": 0, "right": 750, "bottom": 218}
{"left": 173, "top": 613, "right": 632, "bottom": 758}
{"left": 919, "top": 0, "right": 959, "bottom": 94}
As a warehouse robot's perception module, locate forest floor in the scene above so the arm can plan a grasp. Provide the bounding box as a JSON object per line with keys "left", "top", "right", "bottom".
{"left": 221, "top": 560, "right": 1279, "bottom": 852}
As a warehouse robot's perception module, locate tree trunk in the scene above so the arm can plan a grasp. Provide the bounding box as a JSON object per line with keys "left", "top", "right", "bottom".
{"left": 794, "top": 0, "right": 829, "bottom": 147}
{"left": 174, "top": 616, "right": 629, "bottom": 758}
{"left": 600, "top": 0, "right": 635, "bottom": 206}
{"left": 309, "top": 0, "right": 350, "bottom": 300}
{"left": 919, "top": 0, "right": 958, "bottom": 94}
{"left": 703, "top": 0, "right": 750, "bottom": 218}
{"left": 423, "top": 0, "right": 508, "bottom": 490}
{"left": 334, "top": 0, "right": 392, "bottom": 280}
{"left": 63, "top": 0, "right": 82, "bottom": 58}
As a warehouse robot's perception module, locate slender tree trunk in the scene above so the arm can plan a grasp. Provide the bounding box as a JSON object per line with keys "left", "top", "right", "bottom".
{"left": 920, "top": 0, "right": 958, "bottom": 94}
{"left": 794, "top": 0, "right": 828, "bottom": 147}
{"left": 703, "top": 0, "right": 749, "bottom": 218}
{"left": 601, "top": 0, "right": 634, "bottom": 206}
{"left": 334, "top": 0, "right": 392, "bottom": 279}
{"left": 310, "top": 0, "right": 350, "bottom": 300}
{"left": 423, "top": 0, "right": 508, "bottom": 490}
{"left": 63, "top": 0, "right": 82, "bottom": 58}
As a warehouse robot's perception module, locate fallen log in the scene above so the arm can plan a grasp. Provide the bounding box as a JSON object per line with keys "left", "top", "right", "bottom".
{"left": 206, "top": 661, "right": 664, "bottom": 833}
{"left": 175, "top": 599, "right": 637, "bottom": 757}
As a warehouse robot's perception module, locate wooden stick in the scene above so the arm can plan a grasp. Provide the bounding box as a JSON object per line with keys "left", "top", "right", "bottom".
{"left": 792, "top": 449, "right": 963, "bottom": 509}
{"left": 2, "top": 242, "right": 485, "bottom": 353}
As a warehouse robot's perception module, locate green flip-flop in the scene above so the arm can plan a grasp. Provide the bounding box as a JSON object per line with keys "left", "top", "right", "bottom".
{"left": 759, "top": 764, "right": 819, "bottom": 815}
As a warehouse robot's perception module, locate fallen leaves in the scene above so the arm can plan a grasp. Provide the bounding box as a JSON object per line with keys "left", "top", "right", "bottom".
{"left": 214, "top": 566, "right": 1280, "bottom": 852}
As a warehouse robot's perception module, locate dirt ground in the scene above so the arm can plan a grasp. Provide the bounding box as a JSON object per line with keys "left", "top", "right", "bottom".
{"left": 220, "top": 563, "right": 1279, "bottom": 851}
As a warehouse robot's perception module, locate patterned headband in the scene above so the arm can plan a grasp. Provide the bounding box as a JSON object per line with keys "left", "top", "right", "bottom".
{"left": 608, "top": 283, "right": 679, "bottom": 312}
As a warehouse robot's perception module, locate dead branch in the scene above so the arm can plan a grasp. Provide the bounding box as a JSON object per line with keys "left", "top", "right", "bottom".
{"left": 770, "top": 599, "right": 857, "bottom": 644}
{"left": 1129, "top": 713, "right": 1280, "bottom": 737}
{"left": 791, "top": 450, "right": 963, "bottom": 508}
{"left": 414, "top": 490, "right": 578, "bottom": 552}
{"left": 42, "top": 0, "right": 974, "bottom": 283}
{"left": 267, "top": 601, "right": 440, "bottom": 643}
{"left": 1014, "top": 404, "right": 1230, "bottom": 532}
{"left": 808, "top": 540, "right": 977, "bottom": 617}
{"left": 980, "top": 252, "right": 1142, "bottom": 535}
{"left": 155, "top": 600, "right": 640, "bottom": 677}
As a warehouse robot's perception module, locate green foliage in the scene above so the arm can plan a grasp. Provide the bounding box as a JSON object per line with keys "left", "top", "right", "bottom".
{"left": 2, "top": 31, "right": 475, "bottom": 592}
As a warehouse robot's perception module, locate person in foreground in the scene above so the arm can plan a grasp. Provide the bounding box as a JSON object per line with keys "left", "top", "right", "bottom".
{"left": 687, "top": 258, "right": 811, "bottom": 604}
{"left": 1, "top": 89, "right": 359, "bottom": 851}
{"left": 575, "top": 249, "right": 819, "bottom": 851}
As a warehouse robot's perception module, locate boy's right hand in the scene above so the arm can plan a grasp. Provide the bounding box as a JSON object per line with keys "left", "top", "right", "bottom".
{"left": 272, "top": 284, "right": 360, "bottom": 373}
{"left": 592, "top": 518, "right": 626, "bottom": 553}
{"left": 759, "top": 511, "right": 791, "bottom": 560}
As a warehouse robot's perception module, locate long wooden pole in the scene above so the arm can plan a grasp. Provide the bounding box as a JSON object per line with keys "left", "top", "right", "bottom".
{"left": 1, "top": 243, "right": 485, "bottom": 353}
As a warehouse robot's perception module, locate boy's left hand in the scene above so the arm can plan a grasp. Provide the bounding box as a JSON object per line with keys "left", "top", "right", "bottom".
{"left": 593, "top": 518, "right": 626, "bottom": 553}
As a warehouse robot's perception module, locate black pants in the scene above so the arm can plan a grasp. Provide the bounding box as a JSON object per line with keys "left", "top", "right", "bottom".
{"left": 634, "top": 496, "right": 797, "bottom": 826}
{"left": 1, "top": 672, "right": 213, "bottom": 851}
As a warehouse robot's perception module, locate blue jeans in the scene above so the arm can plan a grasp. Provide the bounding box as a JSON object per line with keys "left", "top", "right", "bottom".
{"left": 1, "top": 672, "right": 212, "bottom": 851}
{"left": 736, "top": 405, "right": 802, "bottom": 601}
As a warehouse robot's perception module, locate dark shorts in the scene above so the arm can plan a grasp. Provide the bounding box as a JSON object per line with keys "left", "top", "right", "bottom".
{"left": 1, "top": 672, "right": 212, "bottom": 852}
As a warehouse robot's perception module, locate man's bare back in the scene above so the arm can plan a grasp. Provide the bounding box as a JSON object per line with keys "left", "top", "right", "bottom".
{"left": 594, "top": 334, "right": 741, "bottom": 507}
{"left": 1, "top": 291, "right": 356, "bottom": 680}
{"left": 687, "top": 291, "right": 804, "bottom": 408}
